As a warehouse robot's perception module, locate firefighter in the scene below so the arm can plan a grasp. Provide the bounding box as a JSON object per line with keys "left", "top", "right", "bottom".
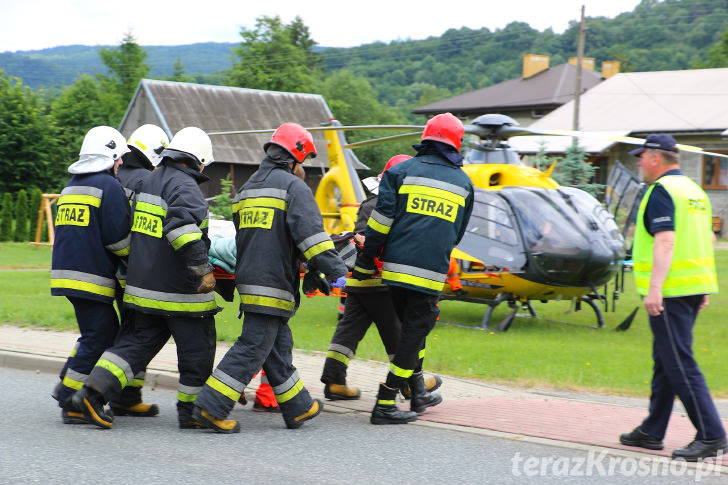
{"left": 354, "top": 113, "right": 474, "bottom": 424}
{"left": 107, "top": 124, "right": 170, "bottom": 418}
{"left": 73, "top": 127, "right": 219, "bottom": 429}
{"left": 321, "top": 155, "right": 443, "bottom": 401}
{"left": 193, "top": 122, "right": 348, "bottom": 433}
{"left": 50, "top": 126, "right": 131, "bottom": 424}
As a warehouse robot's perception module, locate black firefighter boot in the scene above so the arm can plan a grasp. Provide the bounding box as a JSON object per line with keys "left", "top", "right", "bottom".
{"left": 370, "top": 383, "right": 417, "bottom": 425}
{"left": 409, "top": 371, "right": 442, "bottom": 414}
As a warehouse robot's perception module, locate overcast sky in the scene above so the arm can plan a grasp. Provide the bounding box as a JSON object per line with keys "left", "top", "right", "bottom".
{"left": 1, "top": 0, "right": 642, "bottom": 52}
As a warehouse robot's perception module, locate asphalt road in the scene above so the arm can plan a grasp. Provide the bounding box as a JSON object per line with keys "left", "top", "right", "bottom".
{"left": 1, "top": 367, "right": 725, "bottom": 484}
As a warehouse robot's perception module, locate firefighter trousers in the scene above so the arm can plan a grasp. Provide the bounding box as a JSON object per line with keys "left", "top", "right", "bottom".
{"left": 110, "top": 288, "right": 150, "bottom": 407}
{"left": 321, "top": 290, "right": 400, "bottom": 385}
{"left": 384, "top": 286, "right": 439, "bottom": 389}
{"left": 195, "top": 311, "right": 313, "bottom": 422}
{"left": 84, "top": 310, "right": 216, "bottom": 415}
{"left": 54, "top": 297, "right": 119, "bottom": 409}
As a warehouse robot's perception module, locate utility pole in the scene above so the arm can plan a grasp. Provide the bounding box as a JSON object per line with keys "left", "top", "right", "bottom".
{"left": 572, "top": 5, "right": 586, "bottom": 131}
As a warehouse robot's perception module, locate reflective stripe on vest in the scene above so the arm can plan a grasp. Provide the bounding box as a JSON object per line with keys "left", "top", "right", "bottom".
{"left": 272, "top": 370, "right": 304, "bottom": 404}
{"left": 135, "top": 193, "right": 168, "bottom": 216}
{"left": 298, "top": 231, "right": 335, "bottom": 260}
{"left": 232, "top": 188, "right": 288, "bottom": 212}
{"left": 381, "top": 262, "right": 446, "bottom": 292}
{"left": 633, "top": 176, "right": 719, "bottom": 297}
{"left": 237, "top": 284, "right": 296, "bottom": 311}
{"left": 345, "top": 277, "right": 385, "bottom": 288}
{"left": 51, "top": 269, "right": 116, "bottom": 298}
{"left": 400, "top": 176, "right": 468, "bottom": 205}
{"left": 123, "top": 285, "right": 217, "bottom": 312}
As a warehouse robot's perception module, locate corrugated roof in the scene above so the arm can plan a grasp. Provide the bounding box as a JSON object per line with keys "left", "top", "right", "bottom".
{"left": 525, "top": 68, "right": 728, "bottom": 133}
{"left": 121, "top": 79, "right": 339, "bottom": 167}
{"left": 413, "top": 63, "right": 604, "bottom": 115}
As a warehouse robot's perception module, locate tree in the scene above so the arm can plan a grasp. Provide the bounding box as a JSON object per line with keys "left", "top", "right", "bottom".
{"left": 209, "top": 174, "right": 234, "bottom": 221}
{"left": 49, "top": 75, "right": 124, "bottom": 168}
{"left": 29, "top": 188, "right": 41, "bottom": 242}
{"left": 0, "top": 70, "right": 60, "bottom": 193}
{"left": 13, "top": 189, "right": 29, "bottom": 242}
{"left": 168, "top": 58, "right": 194, "bottom": 83}
{"left": 0, "top": 192, "right": 13, "bottom": 241}
{"left": 227, "top": 15, "right": 322, "bottom": 92}
{"left": 98, "top": 32, "right": 150, "bottom": 106}
{"left": 552, "top": 140, "right": 602, "bottom": 196}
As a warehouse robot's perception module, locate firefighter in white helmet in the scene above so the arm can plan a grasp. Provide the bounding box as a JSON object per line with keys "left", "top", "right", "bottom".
{"left": 74, "top": 127, "right": 219, "bottom": 430}
{"left": 106, "top": 124, "right": 170, "bottom": 418}
{"left": 50, "top": 126, "right": 132, "bottom": 425}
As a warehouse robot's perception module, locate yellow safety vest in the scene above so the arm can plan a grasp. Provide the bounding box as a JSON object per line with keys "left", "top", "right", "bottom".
{"left": 633, "top": 175, "right": 718, "bottom": 297}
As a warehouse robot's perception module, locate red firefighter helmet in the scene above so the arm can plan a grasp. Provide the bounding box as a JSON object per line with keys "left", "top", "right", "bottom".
{"left": 379, "top": 154, "right": 412, "bottom": 179}
{"left": 263, "top": 122, "right": 317, "bottom": 163}
{"left": 421, "top": 113, "right": 464, "bottom": 151}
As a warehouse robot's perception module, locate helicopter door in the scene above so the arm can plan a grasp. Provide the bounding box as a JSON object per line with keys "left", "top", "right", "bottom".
{"left": 455, "top": 188, "right": 527, "bottom": 272}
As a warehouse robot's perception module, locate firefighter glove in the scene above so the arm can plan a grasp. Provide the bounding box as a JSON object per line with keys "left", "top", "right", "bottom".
{"left": 303, "top": 270, "right": 330, "bottom": 296}
{"left": 197, "top": 271, "right": 216, "bottom": 294}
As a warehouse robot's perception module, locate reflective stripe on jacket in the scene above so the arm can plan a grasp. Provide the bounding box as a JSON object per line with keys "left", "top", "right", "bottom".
{"left": 633, "top": 175, "right": 718, "bottom": 297}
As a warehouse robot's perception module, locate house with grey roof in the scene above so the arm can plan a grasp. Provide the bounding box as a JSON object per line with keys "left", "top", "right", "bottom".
{"left": 508, "top": 67, "right": 728, "bottom": 230}
{"left": 119, "top": 79, "right": 364, "bottom": 198}
{"left": 413, "top": 54, "right": 615, "bottom": 126}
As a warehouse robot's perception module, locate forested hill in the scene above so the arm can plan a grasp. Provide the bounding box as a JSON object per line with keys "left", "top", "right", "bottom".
{"left": 3, "top": 0, "right": 728, "bottom": 100}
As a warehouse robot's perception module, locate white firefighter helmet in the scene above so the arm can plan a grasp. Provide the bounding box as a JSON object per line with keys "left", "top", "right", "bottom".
{"left": 128, "top": 124, "right": 170, "bottom": 167}
{"left": 68, "top": 126, "right": 129, "bottom": 174}
{"left": 164, "top": 127, "right": 214, "bottom": 166}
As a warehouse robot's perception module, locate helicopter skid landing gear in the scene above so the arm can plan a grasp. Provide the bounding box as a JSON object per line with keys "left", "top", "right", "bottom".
{"left": 579, "top": 295, "right": 605, "bottom": 329}
{"left": 481, "top": 294, "right": 538, "bottom": 332}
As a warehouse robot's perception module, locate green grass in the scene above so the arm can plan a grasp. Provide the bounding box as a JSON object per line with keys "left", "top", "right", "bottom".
{"left": 1, "top": 241, "right": 726, "bottom": 397}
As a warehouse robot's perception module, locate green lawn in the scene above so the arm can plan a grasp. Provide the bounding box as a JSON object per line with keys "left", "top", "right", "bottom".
{"left": 1, "top": 241, "right": 726, "bottom": 397}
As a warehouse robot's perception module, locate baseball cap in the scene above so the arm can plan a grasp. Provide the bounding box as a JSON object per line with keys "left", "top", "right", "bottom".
{"left": 628, "top": 134, "right": 679, "bottom": 156}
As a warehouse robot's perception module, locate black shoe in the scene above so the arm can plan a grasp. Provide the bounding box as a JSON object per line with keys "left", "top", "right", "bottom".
{"left": 73, "top": 387, "right": 113, "bottom": 429}
{"left": 285, "top": 399, "right": 323, "bottom": 429}
{"left": 408, "top": 372, "right": 443, "bottom": 414}
{"left": 672, "top": 437, "right": 728, "bottom": 462}
{"left": 110, "top": 402, "right": 159, "bottom": 417}
{"left": 619, "top": 427, "right": 664, "bottom": 450}
{"left": 401, "top": 374, "right": 442, "bottom": 400}
{"left": 61, "top": 409, "right": 89, "bottom": 425}
{"left": 371, "top": 384, "right": 418, "bottom": 425}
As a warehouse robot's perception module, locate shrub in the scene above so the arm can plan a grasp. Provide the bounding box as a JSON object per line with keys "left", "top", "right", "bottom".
{"left": 14, "top": 189, "right": 29, "bottom": 242}
{"left": 0, "top": 192, "right": 14, "bottom": 241}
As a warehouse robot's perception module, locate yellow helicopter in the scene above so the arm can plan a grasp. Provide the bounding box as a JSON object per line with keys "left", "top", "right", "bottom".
{"left": 210, "top": 114, "right": 718, "bottom": 331}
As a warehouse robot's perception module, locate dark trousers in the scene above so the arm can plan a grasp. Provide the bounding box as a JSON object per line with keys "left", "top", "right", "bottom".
{"left": 55, "top": 297, "right": 119, "bottom": 409}
{"left": 195, "top": 312, "right": 313, "bottom": 421}
{"left": 85, "top": 311, "right": 216, "bottom": 414}
{"left": 110, "top": 285, "right": 148, "bottom": 406}
{"left": 640, "top": 295, "right": 726, "bottom": 441}
{"left": 385, "top": 286, "right": 439, "bottom": 389}
{"left": 321, "top": 290, "right": 401, "bottom": 385}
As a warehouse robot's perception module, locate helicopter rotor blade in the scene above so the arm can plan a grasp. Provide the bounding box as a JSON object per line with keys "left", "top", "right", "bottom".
{"left": 344, "top": 131, "right": 423, "bottom": 149}
{"left": 208, "top": 125, "right": 424, "bottom": 137}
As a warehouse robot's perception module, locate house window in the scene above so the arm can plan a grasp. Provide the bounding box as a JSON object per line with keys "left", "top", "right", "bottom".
{"left": 703, "top": 153, "right": 728, "bottom": 188}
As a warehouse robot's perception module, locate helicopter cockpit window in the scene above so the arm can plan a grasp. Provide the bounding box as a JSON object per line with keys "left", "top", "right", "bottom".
{"left": 502, "top": 187, "right": 588, "bottom": 254}
{"left": 455, "top": 188, "right": 527, "bottom": 271}
{"left": 557, "top": 187, "right": 623, "bottom": 243}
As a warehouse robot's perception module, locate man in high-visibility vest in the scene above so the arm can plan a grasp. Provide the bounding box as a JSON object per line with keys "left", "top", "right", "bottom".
{"left": 618, "top": 134, "right": 726, "bottom": 462}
